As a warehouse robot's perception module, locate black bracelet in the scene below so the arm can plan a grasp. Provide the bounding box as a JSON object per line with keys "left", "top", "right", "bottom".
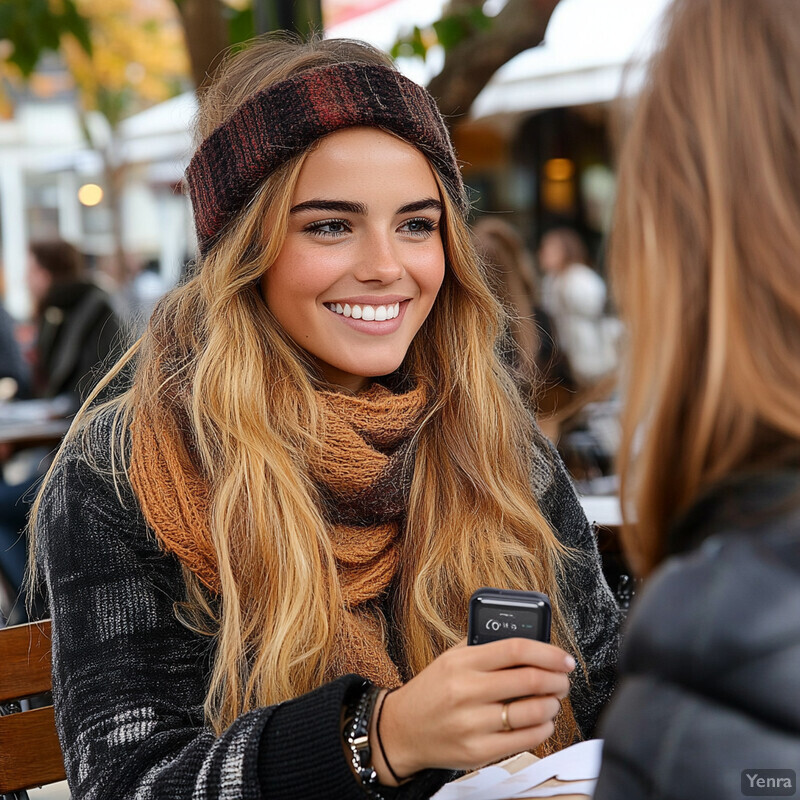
{"left": 343, "top": 681, "right": 384, "bottom": 798}
{"left": 375, "top": 687, "right": 409, "bottom": 785}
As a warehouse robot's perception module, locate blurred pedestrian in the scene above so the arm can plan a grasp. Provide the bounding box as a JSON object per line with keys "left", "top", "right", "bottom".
{"left": 0, "top": 241, "right": 122, "bottom": 620}
{"left": 28, "top": 239, "right": 122, "bottom": 408}
{"left": 538, "top": 227, "right": 619, "bottom": 386}
{"left": 472, "top": 217, "right": 576, "bottom": 438}
{"left": 595, "top": 0, "right": 800, "bottom": 796}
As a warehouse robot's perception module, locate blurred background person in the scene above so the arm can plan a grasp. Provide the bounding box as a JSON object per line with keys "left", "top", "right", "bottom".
{"left": 0, "top": 240, "right": 123, "bottom": 623}
{"left": 538, "top": 227, "right": 619, "bottom": 387}
{"left": 27, "top": 238, "right": 122, "bottom": 409}
{"left": 594, "top": 0, "right": 800, "bottom": 796}
{"left": 472, "top": 216, "right": 576, "bottom": 440}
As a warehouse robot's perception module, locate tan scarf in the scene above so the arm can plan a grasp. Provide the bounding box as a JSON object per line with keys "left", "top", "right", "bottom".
{"left": 129, "top": 382, "right": 428, "bottom": 690}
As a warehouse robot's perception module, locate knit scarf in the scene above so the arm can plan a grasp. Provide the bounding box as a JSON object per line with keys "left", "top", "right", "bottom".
{"left": 128, "top": 381, "right": 428, "bottom": 690}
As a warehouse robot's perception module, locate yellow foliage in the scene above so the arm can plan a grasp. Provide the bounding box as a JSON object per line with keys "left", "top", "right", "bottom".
{"left": 66, "top": 0, "right": 190, "bottom": 117}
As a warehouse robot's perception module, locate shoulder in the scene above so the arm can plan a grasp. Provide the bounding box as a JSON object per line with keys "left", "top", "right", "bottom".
{"left": 618, "top": 506, "right": 800, "bottom": 726}
{"left": 530, "top": 433, "right": 592, "bottom": 548}
{"left": 36, "top": 406, "right": 139, "bottom": 550}
{"left": 596, "top": 507, "right": 800, "bottom": 799}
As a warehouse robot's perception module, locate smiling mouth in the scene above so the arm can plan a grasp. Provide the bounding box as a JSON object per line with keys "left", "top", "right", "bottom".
{"left": 324, "top": 301, "right": 402, "bottom": 321}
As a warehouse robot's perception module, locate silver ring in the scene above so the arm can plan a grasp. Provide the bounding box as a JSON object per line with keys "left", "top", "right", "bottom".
{"left": 501, "top": 701, "right": 514, "bottom": 732}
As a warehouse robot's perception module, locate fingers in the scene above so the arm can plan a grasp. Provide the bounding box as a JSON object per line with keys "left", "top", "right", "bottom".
{"left": 465, "top": 637, "right": 576, "bottom": 674}
{"left": 479, "top": 665, "right": 571, "bottom": 703}
{"left": 499, "top": 695, "right": 562, "bottom": 732}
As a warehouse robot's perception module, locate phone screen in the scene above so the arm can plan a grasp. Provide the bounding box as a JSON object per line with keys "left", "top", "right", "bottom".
{"left": 468, "top": 588, "right": 551, "bottom": 645}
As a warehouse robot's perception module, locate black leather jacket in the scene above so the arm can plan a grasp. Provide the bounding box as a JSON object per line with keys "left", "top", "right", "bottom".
{"left": 595, "top": 469, "right": 800, "bottom": 800}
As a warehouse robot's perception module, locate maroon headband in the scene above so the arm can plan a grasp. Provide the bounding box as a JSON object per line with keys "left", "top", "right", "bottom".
{"left": 185, "top": 62, "right": 468, "bottom": 255}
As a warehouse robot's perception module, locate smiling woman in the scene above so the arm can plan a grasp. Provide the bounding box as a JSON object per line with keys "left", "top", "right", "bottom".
{"left": 28, "top": 34, "right": 620, "bottom": 800}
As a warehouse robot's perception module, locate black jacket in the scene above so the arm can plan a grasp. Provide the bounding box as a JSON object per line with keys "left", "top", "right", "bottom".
{"left": 36, "top": 411, "right": 620, "bottom": 800}
{"left": 35, "top": 280, "right": 121, "bottom": 405}
{"left": 594, "top": 469, "right": 800, "bottom": 800}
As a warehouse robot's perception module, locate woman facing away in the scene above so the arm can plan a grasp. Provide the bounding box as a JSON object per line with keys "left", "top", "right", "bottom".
{"left": 30, "top": 37, "right": 620, "bottom": 799}
{"left": 594, "top": 0, "right": 800, "bottom": 797}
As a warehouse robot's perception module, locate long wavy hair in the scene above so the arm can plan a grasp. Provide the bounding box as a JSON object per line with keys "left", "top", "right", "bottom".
{"left": 31, "top": 35, "right": 581, "bottom": 750}
{"left": 611, "top": 0, "right": 800, "bottom": 575}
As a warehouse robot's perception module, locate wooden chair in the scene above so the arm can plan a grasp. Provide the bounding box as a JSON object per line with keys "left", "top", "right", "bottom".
{"left": 0, "top": 620, "right": 66, "bottom": 795}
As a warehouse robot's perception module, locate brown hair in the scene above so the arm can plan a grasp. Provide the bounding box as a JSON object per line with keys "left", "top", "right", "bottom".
{"left": 611, "top": 0, "right": 800, "bottom": 575}
{"left": 472, "top": 217, "right": 540, "bottom": 378}
{"left": 29, "top": 240, "right": 85, "bottom": 283}
{"left": 32, "top": 34, "right": 581, "bottom": 752}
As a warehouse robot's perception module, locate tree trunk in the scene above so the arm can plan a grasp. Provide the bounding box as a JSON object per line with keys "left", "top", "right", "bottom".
{"left": 175, "top": 0, "right": 230, "bottom": 90}
{"left": 427, "top": 0, "right": 560, "bottom": 123}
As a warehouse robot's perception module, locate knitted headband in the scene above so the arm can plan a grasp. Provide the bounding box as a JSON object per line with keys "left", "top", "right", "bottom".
{"left": 185, "top": 62, "right": 468, "bottom": 255}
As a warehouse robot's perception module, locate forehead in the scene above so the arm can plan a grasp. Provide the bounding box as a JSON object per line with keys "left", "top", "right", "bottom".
{"left": 292, "top": 127, "right": 440, "bottom": 200}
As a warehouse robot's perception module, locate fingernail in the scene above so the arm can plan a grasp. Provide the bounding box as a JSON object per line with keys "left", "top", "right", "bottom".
{"left": 565, "top": 655, "right": 576, "bottom": 670}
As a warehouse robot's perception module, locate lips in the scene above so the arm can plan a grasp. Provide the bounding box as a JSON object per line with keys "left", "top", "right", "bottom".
{"left": 324, "top": 301, "right": 401, "bottom": 321}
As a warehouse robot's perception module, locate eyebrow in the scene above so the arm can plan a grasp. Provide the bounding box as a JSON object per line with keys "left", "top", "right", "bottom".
{"left": 289, "top": 198, "right": 443, "bottom": 215}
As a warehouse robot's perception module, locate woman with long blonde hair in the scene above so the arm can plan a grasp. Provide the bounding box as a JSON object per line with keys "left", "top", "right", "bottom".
{"left": 595, "top": 0, "right": 800, "bottom": 796}
{"left": 31, "top": 36, "right": 619, "bottom": 798}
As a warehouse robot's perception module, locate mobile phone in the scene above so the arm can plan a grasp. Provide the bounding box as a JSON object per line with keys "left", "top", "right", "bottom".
{"left": 468, "top": 587, "right": 551, "bottom": 645}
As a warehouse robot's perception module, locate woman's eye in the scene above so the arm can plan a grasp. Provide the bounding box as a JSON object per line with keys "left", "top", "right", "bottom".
{"left": 305, "top": 219, "right": 351, "bottom": 237}
{"left": 401, "top": 217, "right": 437, "bottom": 236}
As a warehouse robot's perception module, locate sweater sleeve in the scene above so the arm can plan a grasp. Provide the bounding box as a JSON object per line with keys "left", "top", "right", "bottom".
{"left": 35, "top": 426, "right": 452, "bottom": 800}
{"left": 534, "top": 441, "right": 622, "bottom": 738}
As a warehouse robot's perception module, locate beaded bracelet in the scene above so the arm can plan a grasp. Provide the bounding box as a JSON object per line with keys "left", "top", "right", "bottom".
{"left": 343, "top": 681, "right": 384, "bottom": 799}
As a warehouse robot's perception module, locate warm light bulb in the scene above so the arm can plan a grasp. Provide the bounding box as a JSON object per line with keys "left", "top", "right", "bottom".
{"left": 78, "top": 183, "right": 104, "bottom": 206}
{"left": 544, "top": 158, "right": 575, "bottom": 182}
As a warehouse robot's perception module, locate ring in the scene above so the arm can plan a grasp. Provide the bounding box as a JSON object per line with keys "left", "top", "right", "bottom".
{"left": 501, "top": 701, "right": 514, "bottom": 732}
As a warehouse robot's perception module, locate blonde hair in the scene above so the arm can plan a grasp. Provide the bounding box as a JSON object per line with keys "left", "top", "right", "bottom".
{"left": 31, "top": 34, "right": 581, "bottom": 750}
{"left": 611, "top": 0, "right": 800, "bottom": 575}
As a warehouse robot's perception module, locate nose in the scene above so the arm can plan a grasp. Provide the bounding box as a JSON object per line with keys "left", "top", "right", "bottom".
{"left": 354, "top": 228, "right": 405, "bottom": 284}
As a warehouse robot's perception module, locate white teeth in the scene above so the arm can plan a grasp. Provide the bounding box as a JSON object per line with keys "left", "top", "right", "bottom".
{"left": 327, "top": 301, "right": 402, "bottom": 321}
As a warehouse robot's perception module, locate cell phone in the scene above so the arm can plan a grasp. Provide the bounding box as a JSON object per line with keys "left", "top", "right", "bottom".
{"left": 468, "top": 587, "right": 551, "bottom": 645}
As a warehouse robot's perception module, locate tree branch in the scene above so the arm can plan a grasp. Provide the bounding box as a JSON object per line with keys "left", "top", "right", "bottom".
{"left": 427, "top": 0, "right": 560, "bottom": 123}
{"left": 174, "top": 0, "right": 229, "bottom": 90}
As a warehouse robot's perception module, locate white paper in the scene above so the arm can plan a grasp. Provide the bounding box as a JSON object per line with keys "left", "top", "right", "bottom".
{"left": 432, "top": 739, "right": 603, "bottom": 800}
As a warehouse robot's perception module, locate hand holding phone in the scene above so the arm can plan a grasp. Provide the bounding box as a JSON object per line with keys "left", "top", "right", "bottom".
{"left": 468, "top": 587, "right": 552, "bottom": 645}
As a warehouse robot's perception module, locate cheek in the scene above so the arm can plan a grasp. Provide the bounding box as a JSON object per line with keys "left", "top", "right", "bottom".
{"left": 419, "top": 251, "right": 446, "bottom": 300}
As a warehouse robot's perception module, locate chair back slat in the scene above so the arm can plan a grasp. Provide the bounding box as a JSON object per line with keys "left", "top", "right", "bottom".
{"left": 0, "top": 620, "right": 65, "bottom": 793}
{"left": 0, "top": 621, "right": 53, "bottom": 703}
{"left": 0, "top": 706, "right": 66, "bottom": 792}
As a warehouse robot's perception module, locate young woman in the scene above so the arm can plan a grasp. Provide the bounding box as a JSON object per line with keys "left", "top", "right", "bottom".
{"left": 31, "top": 37, "right": 620, "bottom": 799}
{"left": 594, "top": 0, "right": 800, "bottom": 797}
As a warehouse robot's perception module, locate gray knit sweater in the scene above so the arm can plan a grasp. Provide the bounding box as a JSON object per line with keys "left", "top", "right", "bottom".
{"left": 35, "top": 412, "right": 620, "bottom": 800}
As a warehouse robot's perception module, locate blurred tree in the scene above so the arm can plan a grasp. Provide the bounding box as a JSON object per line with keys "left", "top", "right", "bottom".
{"left": 0, "top": 0, "right": 92, "bottom": 76}
{"left": 393, "top": 0, "right": 561, "bottom": 121}
{"left": 173, "top": 0, "right": 322, "bottom": 90}
{"left": 0, "top": 0, "right": 190, "bottom": 279}
{"left": 2, "top": 0, "right": 559, "bottom": 116}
